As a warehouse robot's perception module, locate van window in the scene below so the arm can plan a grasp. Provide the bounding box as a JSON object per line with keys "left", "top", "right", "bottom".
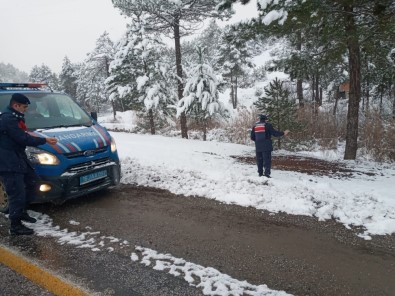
{"left": 0, "top": 93, "right": 92, "bottom": 130}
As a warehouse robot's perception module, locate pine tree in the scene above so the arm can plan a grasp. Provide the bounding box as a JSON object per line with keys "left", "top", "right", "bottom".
{"left": 107, "top": 18, "right": 149, "bottom": 115}
{"left": 217, "top": 25, "right": 254, "bottom": 109}
{"left": 254, "top": 78, "right": 297, "bottom": 148}
{"left": 106, "top": 27, "right": 142, "bottom": 115}
{"left": 131, "top": 15, "right": 175, "bottom": 134}
{"left": 360, "top": 30, "right": 395, "bottom": 115}
{"left": 0, "top": 63, "right": 29, "bottom": 83}
{"left": 29, "top": 64, "right": 59, "bottom": 90}
{"left": 76, "top": 32, "right": 115, "bottom": 113}
{"left": 112, "top": 0, "right": 232, "bottom": 138}
{"left": 107, "top": 15, "right": 175, "bottom": 132}
{"left": 220, "top": 0, "right": 395, "bottom": 160}
{"left": 178, "top": 47, "right": 224, "bottom": 140}
{"left": 59, "top": 56, "right": 78, "bottom": 98}
{"left": 194, "top": 20, "right": 223, "bottom": 69}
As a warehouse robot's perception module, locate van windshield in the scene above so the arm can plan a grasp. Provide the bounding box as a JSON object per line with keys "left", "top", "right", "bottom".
{"left": 0, "top": 93, "right": 93, "bottom": 130}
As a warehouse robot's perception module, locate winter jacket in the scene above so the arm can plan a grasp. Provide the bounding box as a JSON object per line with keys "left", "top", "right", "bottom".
{"left": 250, "top": 120, "right": 284, "bottom": 152}
{"left": 0, "top": 106, "right": 46, "bottom": 173}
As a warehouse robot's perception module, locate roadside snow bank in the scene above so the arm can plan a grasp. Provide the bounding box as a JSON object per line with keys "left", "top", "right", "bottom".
{"left": 113, "top": 132, "right": 395, "bottom": 239}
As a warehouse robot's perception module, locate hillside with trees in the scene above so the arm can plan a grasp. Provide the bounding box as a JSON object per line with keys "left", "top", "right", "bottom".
{"left": 1, "top": 0, "right": 393, "bottom": 161}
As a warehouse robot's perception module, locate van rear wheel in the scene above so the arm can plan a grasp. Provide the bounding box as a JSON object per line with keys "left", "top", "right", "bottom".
{"left": 0, "top": 180, "right": 9, "bottom": 213}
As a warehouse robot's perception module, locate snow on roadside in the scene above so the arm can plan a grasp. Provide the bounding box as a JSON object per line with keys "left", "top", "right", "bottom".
{"left": 132, "top": 246, "right": 290, "bottom": 296}
{"left": 26, "top": 211, "right": 290, "bottom": 296}
{"left": 112, "top": 132, "right": 395, "bottom": 239}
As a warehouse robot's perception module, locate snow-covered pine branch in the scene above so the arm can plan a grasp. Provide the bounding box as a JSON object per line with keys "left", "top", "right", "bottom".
{"left": 177, "top": 47, "right": 222, "bottom": 119}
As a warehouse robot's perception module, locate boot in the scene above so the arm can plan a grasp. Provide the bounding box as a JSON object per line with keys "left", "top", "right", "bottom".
{"left": 9, "top": 222, "right": 34, "bottom": 235}
{"left": 21, "top": 212, "right": 37, "bottom": 223}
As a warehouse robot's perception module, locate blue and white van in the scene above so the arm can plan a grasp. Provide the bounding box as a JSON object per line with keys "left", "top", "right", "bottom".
{"left": 0, "top": 83, "right": 121, "bottom": 211}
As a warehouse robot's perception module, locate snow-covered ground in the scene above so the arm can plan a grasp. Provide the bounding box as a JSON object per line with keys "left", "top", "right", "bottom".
{"left": 31, "top": 122, "right": 388, "bottom": 295}
{"left": 108, "top": 131, "right": 395, "bottom": 240}
{"left": 27, "top": 210, "right": 290, "bottom": 296}
{"left": 97, "top": 41, "right": 395, "bottom": 240}
{"left": 4, "top": 38, "right": 393, "bottom": 296}
{"left": 15, "top": 113, "right": 394, "bottom": 296}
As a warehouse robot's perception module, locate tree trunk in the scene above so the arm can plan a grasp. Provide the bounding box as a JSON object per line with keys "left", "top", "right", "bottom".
{"left": 392, "top": 87, "right": 395, "bottom": 119}
{"left": 174, "top": 18, "right": 188, "bottom": 139}
{"left": 365, "top": 85, "right": 369, "bottom": 113}
{"left": 364, "top": 56, "right": 369, "bottom": 114}
{"left": 120, "top": 99, "right": 125, "bottom": 112}
{"left": 312, "top": 75, "right": 318, "bottom": 117}
{"left": 379, "top": 87, "right": 383, "bottom": 114}
{"left": 297, "top": 79, "right": 304, "bottom": 107}
{"left": 311, "top": 74, "right": 315, "bottom": 102}
{"left": 344, "top": 5, "right": 361, "bottom": 160}
{"left": 364, "top": 80, "right": 370, "bottom": 115}
{"left": 149, "top": 109, "right": 155, "bottom": 135}
{"left": 203, "top": 119, "right": 207, "bottom": 141}
{"left": 234, "top": 76, "right": 238, "bottom": 109}
{"left": 112, "top": 101, "right": 116, "bottom": 120}
{"left": 333, "top": 92, "right": 339, "bottom": 116}
{"left": 230, "top": 74, "right": 235, "bottom": 108}
{"left": 104, "top": 57, "right": 116, "bottom": 119}
{"left": 315, "top": 75, "right": 320, "bottom": 106}
{"left": 296, "top": 34, "right": 304, "bottom": 108}
{"left": 320, "top": 87, "right": 323, "bottom": 106}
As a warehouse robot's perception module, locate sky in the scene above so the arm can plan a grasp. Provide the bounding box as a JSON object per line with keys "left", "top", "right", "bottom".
{"left": 19, "top": 113, "right": 394, "bottom": 295}
{"left": 0, "top": 0, "right": 128, "bottom": 73}
{"left": 0, "top": 0, "right": 258, "bottom": 74}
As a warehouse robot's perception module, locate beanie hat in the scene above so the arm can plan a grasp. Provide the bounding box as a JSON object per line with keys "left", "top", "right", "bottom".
{"left": 11, "top": 93, "right": 31, "bottom": 105}
{"left": 260, "top": 114, "right": 268, "bottom": 121}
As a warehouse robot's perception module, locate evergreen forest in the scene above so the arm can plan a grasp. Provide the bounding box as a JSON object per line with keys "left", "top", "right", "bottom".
{"left": 1, "top": 0, "right": 394, "bottom": 161}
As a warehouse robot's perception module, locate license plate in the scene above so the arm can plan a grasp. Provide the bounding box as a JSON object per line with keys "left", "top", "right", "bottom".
{"left": 80, "top": 170, "right": 107, "bottom": 185}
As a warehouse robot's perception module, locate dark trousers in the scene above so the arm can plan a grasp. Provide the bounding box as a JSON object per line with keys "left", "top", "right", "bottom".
{"left": 255, "top": 150, "right": 272, "bottom": 176}
{"left": 1, "top": 167, "right": 39, "bottom": 225}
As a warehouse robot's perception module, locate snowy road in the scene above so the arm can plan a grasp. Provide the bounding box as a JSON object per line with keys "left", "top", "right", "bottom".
{"left": 1, "top": 184, "right": 394, "bottom": 295}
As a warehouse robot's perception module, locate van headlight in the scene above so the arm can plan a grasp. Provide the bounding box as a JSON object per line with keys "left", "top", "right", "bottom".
{"left": 26, "top": 147, "right": 60, "bottom": 165}
{"left": 110, "top": 136, "right": 117, "bottom": 153}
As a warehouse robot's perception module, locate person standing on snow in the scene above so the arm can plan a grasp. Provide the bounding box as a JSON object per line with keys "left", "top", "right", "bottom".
{"left": 0, "top": 93, "right": 57, "bottom": 235}
{"left": 250, "top": 114, "right": 289, "bottom": 178}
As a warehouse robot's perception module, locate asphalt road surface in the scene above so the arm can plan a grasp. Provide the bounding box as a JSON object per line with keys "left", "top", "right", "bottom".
{"left": 1, "top": 184, "right": 394, "bottom": 295}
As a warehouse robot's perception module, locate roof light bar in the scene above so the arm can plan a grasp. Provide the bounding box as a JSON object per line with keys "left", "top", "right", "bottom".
{"left": 0, "top": 83, "right": 48, "bottom": 89}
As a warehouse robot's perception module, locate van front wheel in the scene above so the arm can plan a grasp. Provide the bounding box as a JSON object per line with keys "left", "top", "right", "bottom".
{"left": 0, "top": 180, "right": 9, "bottom": 213}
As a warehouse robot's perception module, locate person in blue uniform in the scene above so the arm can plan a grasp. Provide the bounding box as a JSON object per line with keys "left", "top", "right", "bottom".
{"left": 250, "top": 114, "right": 289, "bottom": 178}
{"left": 0, "top": 93, "right": 57, "bottom": 235}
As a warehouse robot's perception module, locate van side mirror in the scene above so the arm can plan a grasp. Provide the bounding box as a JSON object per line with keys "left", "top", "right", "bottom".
{"left": 90, "top": 111, "right": 98, "bottom": 121}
